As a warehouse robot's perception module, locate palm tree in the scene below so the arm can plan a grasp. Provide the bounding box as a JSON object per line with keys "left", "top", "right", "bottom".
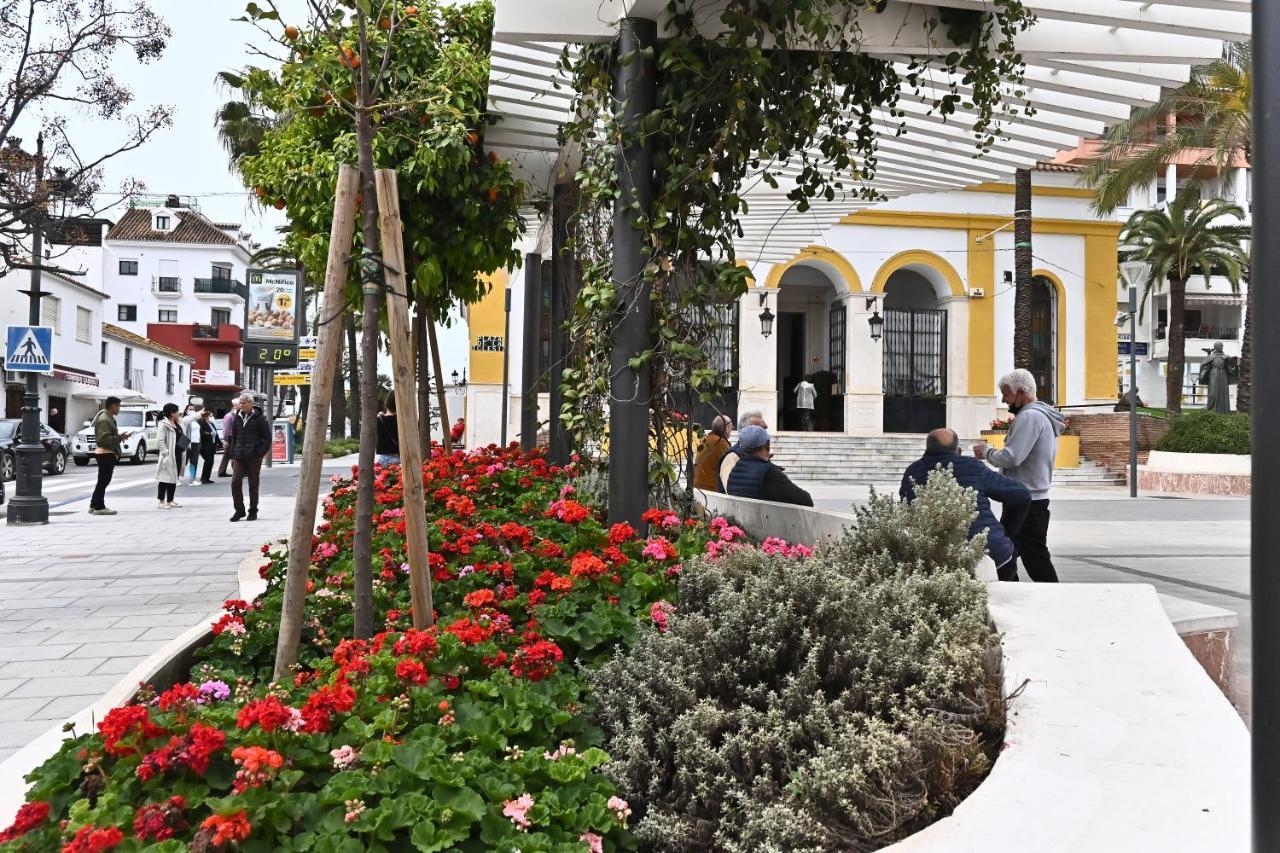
{"left": 213, "top": 70, "right": 277, "bottom": 171}
{"left": 1120, "top": 184, "right": 1249, "bottom": 414}
{"left": 1081, "top": 42, "right": 1254, "bottom": 410}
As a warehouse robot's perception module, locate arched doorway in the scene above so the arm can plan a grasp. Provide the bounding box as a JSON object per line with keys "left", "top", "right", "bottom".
{"left": 775, "top": 264, "right": 844, "bottom": 431}
{"left": 881, "top": 268, "right": 948, "bottom": 433}
{"left": 1030, "top": 274, "right": 1058, "bottom": 405}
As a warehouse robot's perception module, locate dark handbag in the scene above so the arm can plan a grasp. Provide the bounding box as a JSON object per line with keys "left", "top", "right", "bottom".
{"left": 176, "top": 429, "right": 190, "bottom": 452}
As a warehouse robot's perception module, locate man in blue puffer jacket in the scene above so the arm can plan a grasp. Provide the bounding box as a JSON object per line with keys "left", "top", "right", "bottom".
{"left": 901, "top": 428, "right": 1031, "bottom": 580}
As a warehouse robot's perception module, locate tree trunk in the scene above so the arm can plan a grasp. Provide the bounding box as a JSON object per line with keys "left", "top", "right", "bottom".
{"left": 427, "top": 313, "right": 452, "bottom": 452}
{"left": 350, "top": 15, "right": 381, "bottom": 640}
{"left": 1166, "top": 274, "right": 1188, "bottom": 415}
{"left": 1013, "top": 167, "right": 1034, "bottom": 370}
{"left": 415, "top": 292, "right": 432, "bottom": 454}
{"left": 345, "top": 316, "right": 360, "bottom": 438}
{"left": 331, "top": 315, "right": 347, "bottom": 439}
{"left": 1237, "top": 279, "right": 1252, "bottom": 413}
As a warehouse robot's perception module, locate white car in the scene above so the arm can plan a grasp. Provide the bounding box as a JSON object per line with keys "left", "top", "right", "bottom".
{"left": 71, "top": 407, "right": 159, "bottom": 466}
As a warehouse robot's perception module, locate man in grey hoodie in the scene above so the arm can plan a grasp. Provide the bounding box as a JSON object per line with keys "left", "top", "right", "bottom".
{"left": 973, "top": 368, "right": 1066, "bottom": 583}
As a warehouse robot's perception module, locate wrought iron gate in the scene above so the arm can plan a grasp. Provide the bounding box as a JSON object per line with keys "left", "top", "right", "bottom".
{"left": 828, "top": 304, "right": 846, "bottom": 393}
{"left": 670, "top": 301, "right": 739, "bottom": 429}
{"left": 882, "top": 308, "right": 947, "bottom": 433}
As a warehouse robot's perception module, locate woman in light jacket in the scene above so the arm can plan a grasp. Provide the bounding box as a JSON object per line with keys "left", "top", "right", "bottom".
{"left": 155, "top": 403, "right": 182, "bottom": 509}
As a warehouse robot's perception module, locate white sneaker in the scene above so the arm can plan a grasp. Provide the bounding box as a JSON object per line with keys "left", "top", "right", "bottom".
{"left": 158, "top": 500, "right": 170, "bottom": 509}
{"left": 192, "top": 480, "right": 203, "bottom": 486}
{"left": 168, "top": 500, "right": 182, "bottom": 508}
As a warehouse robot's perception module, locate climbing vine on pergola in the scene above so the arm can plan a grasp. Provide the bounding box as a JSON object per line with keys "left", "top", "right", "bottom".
{"left": 556, "top": 0, "right": 1034, "bottom": 506}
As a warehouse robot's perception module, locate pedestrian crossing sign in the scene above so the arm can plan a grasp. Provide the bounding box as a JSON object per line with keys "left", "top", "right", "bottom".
{"left": 4, "top": 325, "right": 54, "bottom": 373}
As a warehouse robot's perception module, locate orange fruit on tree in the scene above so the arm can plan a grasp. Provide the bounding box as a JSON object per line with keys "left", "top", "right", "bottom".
{"left": 488, "top": 151, "right": 499, "bottom": 164}
{"left": 254, "top": 186, "right": 268, "bottom": 198}
{"left": 379, "top": 17, "right": 391, "bottom": 30}
{"left": 486, "top": 186, "right": 499, "bottom": 204}
{"left": 465, "top": 131, "right": 478, "bottom": 146}
{"left": 284, "top": 24, "right": 300, "bottom": 41}
{"left": 405, "top": 5, "right": 418, "bottom": 16}
{"left": 274, "top": 198, "right": 286, "bottom": 210}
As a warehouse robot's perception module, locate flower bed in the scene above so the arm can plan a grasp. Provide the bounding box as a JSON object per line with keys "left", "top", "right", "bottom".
{"left": 1, "top": 449, "right": 1001, "bottom": 852}
{"left": 1, "top": 447, "right": 715, "bottom": 851}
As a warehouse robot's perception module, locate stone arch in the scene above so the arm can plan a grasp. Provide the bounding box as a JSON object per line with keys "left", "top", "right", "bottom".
{"left": 762, "top": 246, "right": 863, "bottom": 294}
{"left": 870, "top": 249, "right": 966, "bottom": 300}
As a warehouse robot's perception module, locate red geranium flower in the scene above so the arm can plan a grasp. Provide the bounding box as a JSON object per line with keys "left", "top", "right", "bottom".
{"left": 61, "top": 825, "right": 124, "bottom": 853}
{"left": 463, "top": 588, "right": 498, "bottom": 608}
{"left": 569, "top": 551, "right": 608, "bottom": 580}
{"left": 510, "top": 639, "right": 564, "bottom": 682}
{"left": 0, "top": 801, "right": 49, "bottom": 843}
{"left": 201, "top": 812, "right": 252, "bottom": 847}
{"left": 133, "top": 796, "right": 187, "bottom": 842}
{"left": 236, "top": 696, "right": 295, "bottom": 732}
{"left": 395, "top": 658, "right": 428, "bottom": 685}
{"left": 98, "top": 705, "right": 167, "bottom": 757}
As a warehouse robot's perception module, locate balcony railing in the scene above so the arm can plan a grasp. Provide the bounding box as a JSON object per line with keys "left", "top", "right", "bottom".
{"left": 151, "top": 275, "right": 182, "bottom": 294}
{"left": 193, "top": 278, "right": 247, "bottom": 299}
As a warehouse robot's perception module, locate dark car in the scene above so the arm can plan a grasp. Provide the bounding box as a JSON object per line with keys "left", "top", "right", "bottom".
{"left": 0, "top": 420, "right": 69, "bottom": 481}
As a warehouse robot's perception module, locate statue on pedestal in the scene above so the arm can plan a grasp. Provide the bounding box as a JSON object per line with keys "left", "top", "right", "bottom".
{"left": 1197, "top": 342, "right": 1238, "bottom": 414}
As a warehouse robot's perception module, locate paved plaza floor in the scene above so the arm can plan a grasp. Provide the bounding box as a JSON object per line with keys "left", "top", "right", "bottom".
{"left": 0, "top": 463, "right": 1251, "bottom": 765}
{"left": 0, "top": 456, "right": 353, "bottom": 763}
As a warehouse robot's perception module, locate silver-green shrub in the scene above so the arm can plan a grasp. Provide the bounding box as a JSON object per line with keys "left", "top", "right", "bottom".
{"left": 590, "top": 470, "right": 1003, "bottom": 851}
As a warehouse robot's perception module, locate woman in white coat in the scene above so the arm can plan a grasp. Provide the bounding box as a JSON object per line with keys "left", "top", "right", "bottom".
{"left": 155, "top": 403, "right": 183, "bottom": 509}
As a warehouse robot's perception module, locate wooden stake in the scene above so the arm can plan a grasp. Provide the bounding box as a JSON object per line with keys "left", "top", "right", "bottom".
{"left": 374, "top": 168, "right": 434, "bottom": 629}
{"left": 273, "top": 164, "right": 360, "bottom": 681}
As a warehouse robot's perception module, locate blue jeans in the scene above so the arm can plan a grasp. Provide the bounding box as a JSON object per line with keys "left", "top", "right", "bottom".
{"left": 376, "top": 454, "right": 400, "bottom": 467}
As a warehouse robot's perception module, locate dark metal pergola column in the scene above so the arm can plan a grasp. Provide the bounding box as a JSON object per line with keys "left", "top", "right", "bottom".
{"left": 519, "top": 252, "right": 542, "bottom": 452}
{"left": 1254, "top": 6, "right": 1277, "bottom": 849}
{"left": 549, "top": 182, "right": 575, "bottom": 466}
{"left": 608, "top": 17, "right": 657, "bottom": 527}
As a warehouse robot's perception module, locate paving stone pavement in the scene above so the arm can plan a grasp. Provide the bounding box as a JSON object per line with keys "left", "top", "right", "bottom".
{"left": 0, "top": 458, "right": 352, "bottom": 763}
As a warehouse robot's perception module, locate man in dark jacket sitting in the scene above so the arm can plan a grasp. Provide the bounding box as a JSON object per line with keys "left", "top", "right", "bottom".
{"left": 725, "top": 425, "right": 813, "bottom": 507}
{"left": 900, "top": 428, "right": 1032, "bottom": 580}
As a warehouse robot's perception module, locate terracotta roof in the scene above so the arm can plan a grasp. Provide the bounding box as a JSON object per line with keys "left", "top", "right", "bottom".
{"left": 46, "top": 270, "right": 110, "bottom": 301}
{"left": 1036, "top": 162, "right": 1082, "bottom": 173}
{"left": 106, "top": 207, "right": 237, "bottom": 246}
{"left": 101, "top": 323, "right": 196, "bottom": 363}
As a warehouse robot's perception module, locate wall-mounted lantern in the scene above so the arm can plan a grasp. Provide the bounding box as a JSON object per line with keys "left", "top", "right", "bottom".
{"left": 758, "top": 292, "right": 775, "bottom": 339}
{"left": 866, "top": 296, "right": 884, "bottom": 343}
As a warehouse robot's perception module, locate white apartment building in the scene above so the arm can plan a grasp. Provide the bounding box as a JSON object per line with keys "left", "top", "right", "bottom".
{"left": 0, "top": 269, "right": 108, "bottom": 435}
{"left": 99, "top": 322, "right": 194, "bottom": 414}
{"left": 50, "top": 196, "right": 265, "bottom": 415}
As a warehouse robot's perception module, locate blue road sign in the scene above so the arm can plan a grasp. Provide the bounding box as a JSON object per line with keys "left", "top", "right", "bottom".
{"left": 5, "top": 325, "right": 54, "bottom": 373}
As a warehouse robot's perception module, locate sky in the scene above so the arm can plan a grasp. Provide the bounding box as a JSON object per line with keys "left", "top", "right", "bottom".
{"left": 18, "top": 0, "right": 470, "bottom": 382}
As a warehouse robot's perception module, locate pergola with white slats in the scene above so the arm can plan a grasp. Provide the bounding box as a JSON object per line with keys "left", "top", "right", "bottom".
{"left": 485, "top": 0, "right": 1251, "bottom": 265}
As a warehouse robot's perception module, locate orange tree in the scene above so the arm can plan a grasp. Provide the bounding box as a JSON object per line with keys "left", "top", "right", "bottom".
{"left": 231, "top": 0, "right": 524, "bottom": 323}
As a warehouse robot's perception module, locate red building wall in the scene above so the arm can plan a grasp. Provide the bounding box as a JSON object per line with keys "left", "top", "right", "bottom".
{"left": 144, "top": 323, "right": 242, "bottom": 374}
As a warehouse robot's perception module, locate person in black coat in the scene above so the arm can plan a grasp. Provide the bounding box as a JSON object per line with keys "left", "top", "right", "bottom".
{"left": 724, "top": 425, "right": 813, "bottom": 507}
{"left": 900, "top": 428, "right": 1032, "bottom": 580}
{"left": 225, "top": 393, "right": 272, "bottom": 522}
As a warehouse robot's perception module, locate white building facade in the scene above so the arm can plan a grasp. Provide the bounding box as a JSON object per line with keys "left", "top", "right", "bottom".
{"left": 0, "top": 270, "right": 109, "bottom": 434}
{"left": 465, "top": 166, "right": 1123, "bottom": 446}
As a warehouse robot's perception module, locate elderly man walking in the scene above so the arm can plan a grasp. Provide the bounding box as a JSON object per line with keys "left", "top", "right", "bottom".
{"left": 973, "top": 369, "right": 1066, "bottom": 582}
{"left": 225, "top": 392, "right": 272, "bottom": 522}
{"left": 903, "top": 428, "right": 1031, "bottom": 580}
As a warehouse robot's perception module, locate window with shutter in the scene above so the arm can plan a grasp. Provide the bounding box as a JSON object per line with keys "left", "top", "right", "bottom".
{"left": 76, "top": 307, "right": 92, "bottom": 343}
{"left": 41, "top": 296, "right": 60, "bottom": 333}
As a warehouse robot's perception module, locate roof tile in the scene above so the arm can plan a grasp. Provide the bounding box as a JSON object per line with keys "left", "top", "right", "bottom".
{"left": 106, "top": 207, "right": 237, "bottom": 246}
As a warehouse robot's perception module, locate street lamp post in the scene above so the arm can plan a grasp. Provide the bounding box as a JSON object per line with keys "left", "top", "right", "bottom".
{"left": 1119, "top": 261, "right": 1149, "bottom": 500}
{"left": 8, "top": 134, "right": 55, "bottom": 525}
{"left": 500, "top": 287, "right": 511, "bottom": 446}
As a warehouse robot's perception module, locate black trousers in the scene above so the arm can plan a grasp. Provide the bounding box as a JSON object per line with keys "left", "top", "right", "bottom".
{"left": 231, "top": 456, "right": 263, "bottom": 515}
{"left": 1007, "top": 499, "right": 1059, "bottom": 583}
{"left": 798, "top": 409, "right": 813, "bottom": 431}
{"left": 157, "top": 482, "right": 176, "bottom": 502}
{"left": 90, "top": 454, "right": 116, "bottom": 510}
{"left": 199, "top": 445, "right": 216, "bottom": 482}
